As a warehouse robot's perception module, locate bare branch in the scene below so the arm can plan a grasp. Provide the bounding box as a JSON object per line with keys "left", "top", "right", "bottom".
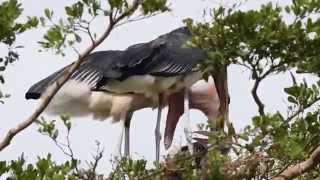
{"left": 251, "top": 78, "right": 265, "bottom": 116}
{"left": 272, "top": 145, "right": 320, "bottom": 180}
{"left": 0, "top": 0, "right": 142, "bottom": 151}
{"left": 91, "top": 147, "right": 104, "bottom": 173}
{"left": 246, "top": 58, "right": 288, "bottom": 117}
{"left": 75, "top": 20, "right": 95, "bottom": 45}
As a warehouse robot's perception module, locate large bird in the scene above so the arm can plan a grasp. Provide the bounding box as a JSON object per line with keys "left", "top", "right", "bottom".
{"left": 25, "top": 27, "right": 219, "bottom": 160}
{"left": 108, "top": 26, "right": 209, "bottom": 156}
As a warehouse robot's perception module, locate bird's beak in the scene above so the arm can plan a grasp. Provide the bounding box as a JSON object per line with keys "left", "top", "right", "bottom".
{"left": 164, "top": 90, "right": 184, "bottom": 149}
{"left": 189, "top": 81, "right": 220, "bottom": 119}
{"left": 164, "top": 80, "right": 220, "bottom": 149}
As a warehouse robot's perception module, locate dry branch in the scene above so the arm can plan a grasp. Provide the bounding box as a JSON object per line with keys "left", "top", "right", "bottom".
{"left": 273, "top": 145, "right": 320, "bottom": 180}
{"left": 0, "top": 1, "right": 141, "bottom": 151}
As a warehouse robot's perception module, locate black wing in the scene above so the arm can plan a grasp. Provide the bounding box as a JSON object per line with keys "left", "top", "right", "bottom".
{"left": 112, "top": 27, "right": 205, "bottom": 79}
{"left": 25, "top": 50, "right": 123, "bottom": 99}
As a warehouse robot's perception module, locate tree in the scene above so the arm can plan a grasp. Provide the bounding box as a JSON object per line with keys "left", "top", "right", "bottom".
{"left": 2, "top": 0, "right": 320, "bottom": 179}
{"left": 0, "top": 0, "right": 170, "bottom": 179}
{"left": 183, "top": 0, "right": 320, "bottom": 179}
{"left": 0, "top": 0, "right": 38, "bottom": 102}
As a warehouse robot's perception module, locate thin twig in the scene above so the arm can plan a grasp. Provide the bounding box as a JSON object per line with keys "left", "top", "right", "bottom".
{"left": 65, "top": 126, "right": 79, "bottom": 172}
{"left": 87, "top": 28, "right": 95, "bottom": 45}
{"left": 40, "top": 120, "right": 80, "bottom": 172}
{"left": 85, "top": 141, "right": 104, "bottom": 179}
{"left": 48, "top": 136, "right": 72, "bottom": 157}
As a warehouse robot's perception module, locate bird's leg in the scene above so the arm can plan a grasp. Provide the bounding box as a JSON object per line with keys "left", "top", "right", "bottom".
{"left": 155, "top": 93, "right": 163, "bottom": 163}
{"left": 184, "top": 88, "right": 193, "bottom": 153}
{"left": 124, "top": 113, "right": 133, "bottom": 158}
{"left": 115, "top": 119, "right": 125, "bottom": 160}
{"left": 117, "top": 118, "right": 127, "bottom": 180}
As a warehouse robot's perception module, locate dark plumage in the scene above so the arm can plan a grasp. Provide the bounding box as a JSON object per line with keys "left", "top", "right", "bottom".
{"left": 25, "top": 64, "right": 71, "bottom": 100}
{"left": 26, "top": 27, "right": 205, "bottom": 100}
{"left": 99, "top": 27, "right": 205, "bottom": 82}
{"left": 25, "top": 50, "right": 123, "bottom": 100}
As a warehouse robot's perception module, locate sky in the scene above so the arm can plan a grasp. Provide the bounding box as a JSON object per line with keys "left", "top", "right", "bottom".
{"left": 0, "top": 0, "right": 309, "bottom": 175}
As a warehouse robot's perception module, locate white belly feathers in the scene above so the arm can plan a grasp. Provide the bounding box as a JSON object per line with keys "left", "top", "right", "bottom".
{"left": 42, "top": 72, "right": 202, "bottom": 122}
{"left": 103, "top": 72, "right": 202, "bottom": 95}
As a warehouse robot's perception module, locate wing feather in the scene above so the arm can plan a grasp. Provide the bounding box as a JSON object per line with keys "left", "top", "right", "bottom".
{"left": 112, "top": 27, "right": 205, "bottom": 79}
{"left": 26, "top": 27, "right": 206, "bottom": 99}
{"left": 25, "top": 50, "right": 122, "bottom": 99}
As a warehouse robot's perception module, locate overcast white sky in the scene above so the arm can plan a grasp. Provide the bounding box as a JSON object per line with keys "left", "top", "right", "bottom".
{"left": 0, "top": 0, "right": 308, "bottom": 175}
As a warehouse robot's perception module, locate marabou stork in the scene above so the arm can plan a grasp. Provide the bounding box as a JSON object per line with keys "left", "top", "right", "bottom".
{"left": 25, "top": 27, "right": 220, "bottom": 160}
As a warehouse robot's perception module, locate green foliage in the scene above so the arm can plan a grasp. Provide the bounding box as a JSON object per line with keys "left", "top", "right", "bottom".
{"left": 141, "top": 0, "right": 169, "bottom": 14}
{"left": 285, "top": 80, "right": 320, "bottom": 108}
{"left": 38, "top": 0, "right": 101, "bottom": 55}
{"left": 0, "top": 0, "right": 38, "bottom": 102}
{"left": 110, "top": 158, "right": 156, "bottom": 180}
{"left": 0, "top": 154, "right": 77, "bottom": 180}
{"left": 65, "top": 2, "right": 84, "bottom": 18}
{"left": 108, "top": 0, "right": 126, "bottom": 9}
{"left": 3, "top": 0, "right": 320, "bottom": 179}
{"left": 0, "top": 0, "right": 38, "bottom": 45}
{"left": 186, "top": 2, "right": 320, "bottom": 79}
{"left": 38, "top": 0, "right": 169, "bottom": 55}
{"left": 179, "top": 0, "right": 320, "bottom": 178}
{"left": 37, "top": 117, "right": 59, "bottom": 140}
{"left": 36, "top": 115, "right": 79, "bottom": 167}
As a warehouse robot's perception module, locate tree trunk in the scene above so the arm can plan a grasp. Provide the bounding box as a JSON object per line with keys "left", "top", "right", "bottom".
{"left": 212, "top": 65, "right": 229, "bottom": 130}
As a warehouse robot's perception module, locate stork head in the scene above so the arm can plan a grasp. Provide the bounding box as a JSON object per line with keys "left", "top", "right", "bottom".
{"left": 164, "top": 79, "right": 220, "bottom": 149}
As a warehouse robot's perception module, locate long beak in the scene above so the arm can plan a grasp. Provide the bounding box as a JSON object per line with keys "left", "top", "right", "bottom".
{"left": 164, "top": 90, "right": 184, "bottom": 149}
{"left": 164, "top": 80, "right": 220, "bottom": 149}
{"left": 189, "top": 80, "right": 220, "bottom": 119}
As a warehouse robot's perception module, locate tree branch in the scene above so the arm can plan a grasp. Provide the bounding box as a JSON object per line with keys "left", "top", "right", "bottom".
{"left": 0, "top": 1, "right": 141, "bottom": 151}
{"left": 285, "top": 97, "right": 320, "bottom": 124}
{"left": 272, "top": 145, "right": 320, "bottom": 180}
{"left": 251, "top": 78, "right": 265, "bottom": 116}
{"left": 212, "top": 65, "right": 230, "bottom": 129}
{"left": 248, "top": 59, "right": 287, "bottom": 117}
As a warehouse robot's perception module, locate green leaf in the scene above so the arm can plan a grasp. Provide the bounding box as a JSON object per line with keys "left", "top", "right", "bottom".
{"left": 0, "top": 161, "right": 8, "bottom": 175}
{"left": 108, "top": 0, "right": 123, "bottom": 9}
{"left": 44, "top": 8, "right": 53, "bottom": 20}
{"left": 288, "top": 96, "right": 298, "bottom": 104}
{"left": 65, "top": 2, "right": 84, "bottom": 18}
